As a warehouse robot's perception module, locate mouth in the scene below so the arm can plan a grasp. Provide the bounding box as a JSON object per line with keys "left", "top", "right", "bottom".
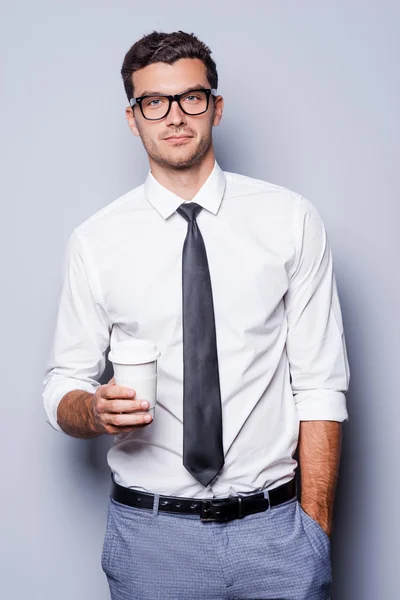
{"left": 163, "top": 135, "right": 194, "bottom": 142}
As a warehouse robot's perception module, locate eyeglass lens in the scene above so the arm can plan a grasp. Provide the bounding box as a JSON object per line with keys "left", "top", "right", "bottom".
{"left": 141, "top": 90, "right": 208, "bottom": 119}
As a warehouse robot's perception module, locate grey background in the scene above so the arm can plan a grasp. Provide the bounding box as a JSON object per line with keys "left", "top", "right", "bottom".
{"left": 1, "top": 1, "right": 398, "bottom": 598}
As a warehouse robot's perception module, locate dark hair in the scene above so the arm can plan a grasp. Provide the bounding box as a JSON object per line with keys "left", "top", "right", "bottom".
{"left": 121, "top": 30, "right": 218, "bottom": 101}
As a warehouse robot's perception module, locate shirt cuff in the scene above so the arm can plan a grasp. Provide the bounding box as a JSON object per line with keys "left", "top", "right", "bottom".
{"left": 294, "top": 390, "right": 348, "bottom": 422}
{"left": 43, "top": 378, "right": 99, "bottom": 434}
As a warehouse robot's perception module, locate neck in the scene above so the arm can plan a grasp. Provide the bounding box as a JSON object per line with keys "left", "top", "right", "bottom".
{"left": 149, "top": 146, "right": 216, "bottom": 201}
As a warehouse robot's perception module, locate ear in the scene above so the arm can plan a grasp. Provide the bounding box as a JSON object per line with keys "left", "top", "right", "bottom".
{"left": 125, "top": 105, "right": 141, "bottom": 137}
{"left": 212, "top": 95, "right": 224, "bottom": 127}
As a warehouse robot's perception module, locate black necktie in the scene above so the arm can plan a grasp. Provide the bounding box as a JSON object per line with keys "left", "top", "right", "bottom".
{"left": 176, "top": 202, "right": 224, "bottom": 487}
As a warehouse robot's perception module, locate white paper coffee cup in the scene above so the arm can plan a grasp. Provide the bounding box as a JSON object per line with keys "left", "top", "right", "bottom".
{"left": 108, "top": 339, "right": 161, "bottom": 416}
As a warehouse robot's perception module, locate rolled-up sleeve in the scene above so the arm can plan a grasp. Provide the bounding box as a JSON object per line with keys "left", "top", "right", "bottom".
{"left": 284, "top": 196, "right": 350, "bottom": 422}
{"left": 42, "top": 230, "right": 111, "bottom": 433}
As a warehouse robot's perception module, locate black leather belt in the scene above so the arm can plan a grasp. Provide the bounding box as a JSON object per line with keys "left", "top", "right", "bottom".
{"left": 111, "top": 477, "right": 297, "bottom": 522}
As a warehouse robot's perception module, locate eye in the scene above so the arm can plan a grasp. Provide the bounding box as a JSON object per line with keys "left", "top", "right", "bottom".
{"left": 184, "top": 95, "right": 201, "bottom": 103}
{"left": 144, "top": 97, "right": 168, "bottom": 108}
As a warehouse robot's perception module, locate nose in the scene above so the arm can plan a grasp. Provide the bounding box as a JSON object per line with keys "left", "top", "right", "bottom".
{"left": 165, "top": 99, "right": 187, "bottom": 127}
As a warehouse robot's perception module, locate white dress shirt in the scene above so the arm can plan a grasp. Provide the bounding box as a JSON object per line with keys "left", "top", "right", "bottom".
{"left": 43, "top": 161, "right": 350, "bottom": 499}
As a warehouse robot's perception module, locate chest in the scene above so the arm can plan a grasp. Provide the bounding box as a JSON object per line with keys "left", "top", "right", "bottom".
{"left": 101, "top": 214, "right": 292, "bottom": 344}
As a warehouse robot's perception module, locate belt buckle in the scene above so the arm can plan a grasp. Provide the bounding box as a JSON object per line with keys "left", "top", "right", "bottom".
{"left": 200, "top": 499, "right": 223, "bottom": 522}
{"left": 200, "top": 497, "right": 242, "bottom": 522}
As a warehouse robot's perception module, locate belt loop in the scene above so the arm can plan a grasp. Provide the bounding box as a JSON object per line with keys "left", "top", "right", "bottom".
{"left": 152, "top": 494, "right": 160, "bottom": 518}
{"left": 263, "top": 488, "right": 271, "bottom": 511}
{"left": 237, "top": 495, "right": 244, "bottom": 518}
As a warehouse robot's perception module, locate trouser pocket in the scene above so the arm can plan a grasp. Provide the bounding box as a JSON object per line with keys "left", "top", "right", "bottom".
{"left": 298, "top": 502, "right": 331, "bottom": 562}
{"left": 101, "top": 497, "right": 115, "bottom": 575}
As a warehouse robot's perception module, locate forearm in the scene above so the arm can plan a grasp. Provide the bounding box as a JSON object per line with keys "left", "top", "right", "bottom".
{"left": 298, "top": 420, "right": 342, "bottom": 537}
{"left": 57, "top": 390, "right": 101, "bottom": 439}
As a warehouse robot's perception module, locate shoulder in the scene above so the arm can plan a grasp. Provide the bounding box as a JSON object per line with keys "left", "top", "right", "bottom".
{"left": 223, "top": 171, "right": 327, "bottom": 247}
{"left": 223, "top": 170, "right": 321, "bottom": 216}
{"left": 224, "top": 170, "right": 302, "bottom": 205}
{"left": 73, "top": 183, "right": 145, "bottom": 242}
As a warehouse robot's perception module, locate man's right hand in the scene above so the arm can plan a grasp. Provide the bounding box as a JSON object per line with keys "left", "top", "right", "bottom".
{"left": 91, "top": 376, "right": 153, "bottom": 435}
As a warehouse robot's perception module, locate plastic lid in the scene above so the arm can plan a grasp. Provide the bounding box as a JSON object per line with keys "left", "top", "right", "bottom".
{"left": 108, "top": 338, "right": 160, "bottom": 365}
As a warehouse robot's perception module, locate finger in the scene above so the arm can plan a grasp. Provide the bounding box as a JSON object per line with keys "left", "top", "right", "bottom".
{"left": 106, "top": 423, "right": 151, "bottom": 434}
{"left": 106, "top": 412, "right": 153, "bottom": 428}
{"left": 108, "top": 376, "right": 115, "bottom": 385}
{"left": 106, "top": 399, "right": 150, "bottom": 414}
{"left": 102, "top": 384, "right": 136, "bottom": 400}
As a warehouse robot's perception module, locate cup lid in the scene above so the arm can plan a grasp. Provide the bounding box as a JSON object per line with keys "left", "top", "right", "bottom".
{"left": 108, "top": 338, "right": 160, "bottom": 365}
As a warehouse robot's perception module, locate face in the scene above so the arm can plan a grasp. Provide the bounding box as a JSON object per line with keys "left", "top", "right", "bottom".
{"left": 125, "top": 58, "right": 224, "bottom": 170}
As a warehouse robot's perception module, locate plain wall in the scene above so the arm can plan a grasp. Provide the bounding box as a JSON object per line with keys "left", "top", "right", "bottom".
{"left": 1, "top": 1, "right": 399, "bottom": 598}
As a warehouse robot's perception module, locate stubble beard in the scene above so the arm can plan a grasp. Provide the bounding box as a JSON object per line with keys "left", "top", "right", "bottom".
{"left": 138, "top": 126, "right": 213, "bottom": 172}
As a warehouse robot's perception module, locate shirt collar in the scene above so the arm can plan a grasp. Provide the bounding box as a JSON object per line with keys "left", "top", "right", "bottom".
{"left": 144, "top": 161, "right": 226, "bottom": 220}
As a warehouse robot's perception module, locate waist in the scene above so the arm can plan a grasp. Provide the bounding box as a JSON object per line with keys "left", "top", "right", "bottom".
{"left": 108, "top": 454, "right": 298, "bottom": 498}
{"left": 108, "top": 412, "right": 299, "bottom": 497}
{"left": 110, "top": 476, "right": 297, "bottom": 522}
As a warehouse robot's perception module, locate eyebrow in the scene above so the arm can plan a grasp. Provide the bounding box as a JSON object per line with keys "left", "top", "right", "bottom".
{"left": 136, "top": 85, "right": 209, "bottom": 98}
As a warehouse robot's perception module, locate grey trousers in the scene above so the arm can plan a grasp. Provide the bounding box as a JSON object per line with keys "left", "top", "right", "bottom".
{"left": 101, "top": 492, "right": 331, "bottom": 600}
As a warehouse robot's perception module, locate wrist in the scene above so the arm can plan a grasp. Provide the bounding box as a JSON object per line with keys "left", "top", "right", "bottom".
{"left": 300, "top": 499, "right": 333, "bottom": 537}
{"left": 86, "top": 392, "right": 105, "bottom": 435}
{"left": 57, "top": 390, "right": 103, "bottom": 439}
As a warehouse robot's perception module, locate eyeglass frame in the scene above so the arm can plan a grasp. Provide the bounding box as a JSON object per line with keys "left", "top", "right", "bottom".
{"left": 129, "top": 88, "right": 218, "bottom": 121}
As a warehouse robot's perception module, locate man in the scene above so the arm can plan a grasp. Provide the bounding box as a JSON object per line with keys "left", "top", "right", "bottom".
{"left": 43, "top": 30, "right": 350, "bottom": 600}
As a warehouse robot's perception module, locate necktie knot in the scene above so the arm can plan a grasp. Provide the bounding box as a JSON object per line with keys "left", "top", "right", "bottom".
{"left": 176, "top": 202, "right": 203, "bottom": 223}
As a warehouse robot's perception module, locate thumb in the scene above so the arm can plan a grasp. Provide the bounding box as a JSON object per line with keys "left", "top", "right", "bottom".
{"left": 108, "top": 376, "right": 115, "bottom": 385}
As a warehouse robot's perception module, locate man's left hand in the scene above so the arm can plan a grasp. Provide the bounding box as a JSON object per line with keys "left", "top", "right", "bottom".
{"left": 301, "top": 502, "right": 332, "bottom": 539}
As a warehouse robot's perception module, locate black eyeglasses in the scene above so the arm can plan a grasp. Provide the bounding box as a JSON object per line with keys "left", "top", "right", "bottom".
{"left": 130, "top": 88, "right": 217, "bottom": 121}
